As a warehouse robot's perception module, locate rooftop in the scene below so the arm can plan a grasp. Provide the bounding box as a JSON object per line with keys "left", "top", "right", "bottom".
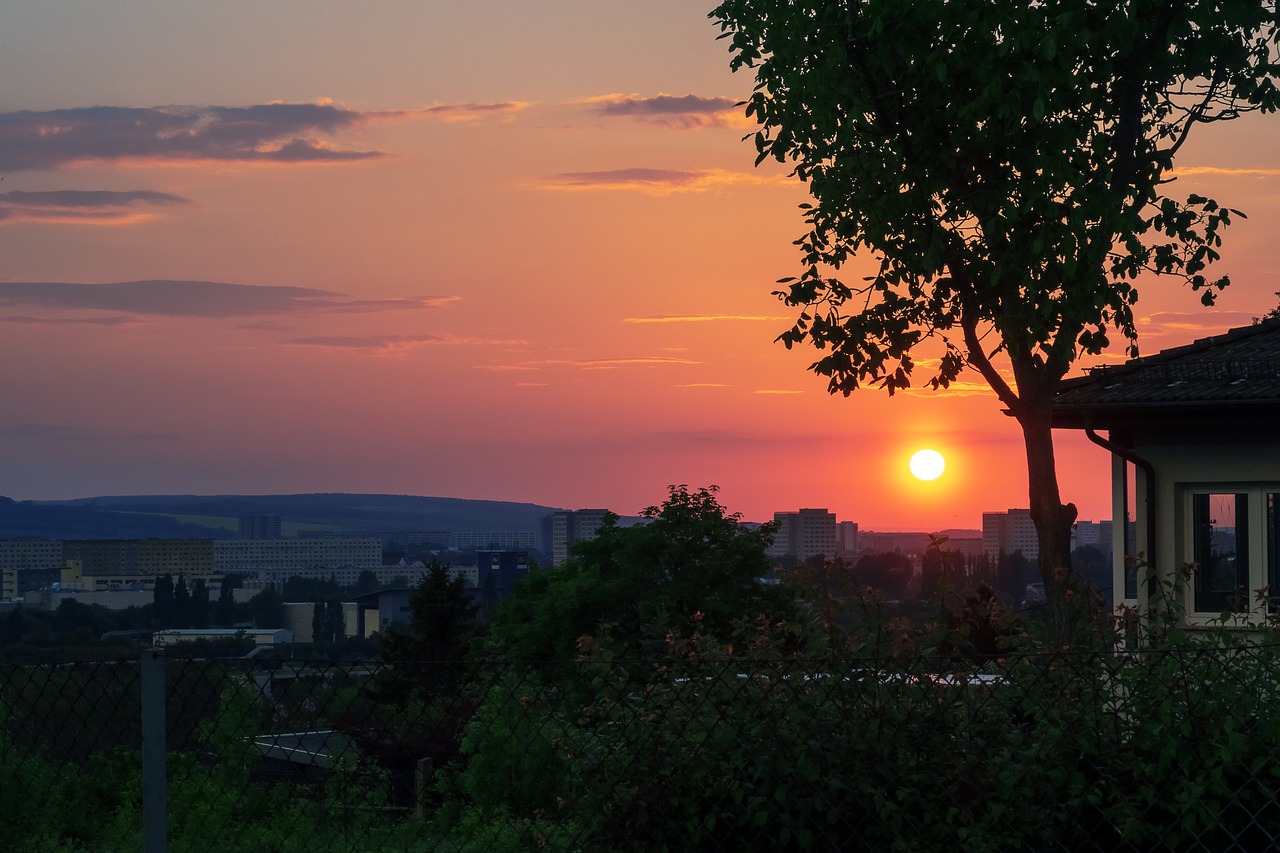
{"left": 1052, "top": 317, "right": 1280, "bottom": 430}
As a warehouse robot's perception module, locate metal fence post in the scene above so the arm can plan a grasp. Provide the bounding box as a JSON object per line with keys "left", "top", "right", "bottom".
{"left": 141, "top": 647, "right": 168, "bottom": 853}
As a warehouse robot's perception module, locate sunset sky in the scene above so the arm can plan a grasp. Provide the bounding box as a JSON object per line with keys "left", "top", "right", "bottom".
{"left": 2, "top": 1, "right": 1277, "bottom": 530}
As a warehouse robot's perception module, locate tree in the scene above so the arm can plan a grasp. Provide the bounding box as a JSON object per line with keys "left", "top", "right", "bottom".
{"left": 153, "top": 574, "right": 175, "bottom": 629}
{"left": 380, "top": 559, "right": 479, "bottom": 682}
{"left": 852, "top": 551, "right": 913, "bottom": 599}
{"left": 312, "top": 597, "right": 328, "bottom": 644}
{"left": 327, "top": 599, "right": 346, "bottom": 643}
{"left": 480, "top": 485, "right": 797, "bottom": 662}
{"left": 190, "top": 578, "right": 210, "bottom": 629}
{"left": 354, "top": 569, "right": 380, "bottom": 596}
{"left": 711, "top": 0, "right": 1279, "bottom": 642}
{"left": 216, "top": 575, "right": 237, "bottom": 627}
{"left": 249, "top": 587, "right": 285, "bottom": 629}
{"left": 173, "top": 576, "right": 190, "bottom": 629}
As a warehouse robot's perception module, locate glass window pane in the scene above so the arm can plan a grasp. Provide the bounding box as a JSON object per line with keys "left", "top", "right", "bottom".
{"left": 1269, "top": 494, "right": 1279, "bottom": 612}
{"left": 1123, "top": 462, "right": 1137, "bottom": 600}
{"left": 1193, "top": 493, "right": 1249, "bottom": 612}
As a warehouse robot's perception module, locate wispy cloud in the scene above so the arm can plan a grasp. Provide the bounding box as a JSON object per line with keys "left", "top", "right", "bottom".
{"left": 571, "top": 356, "right": 701, "bottom": 369}
{"left": 0, "top": 314, "right": 137, "bottom": 327}
{"left": 901, "top": 380, "right": 996, "bottom": 398}
{"left": 408, "top": 101, "right": 529, "bottom": 123}
{"left": 0, "top": 423, "right": 180, "bottom": 443}
{"left": 1136, "top": 310, "right": 1258, "bottom": 338}
{"left": 582, "top": 93, "right": 742, "bottom": 129}
{"left": 1171, "top": 166, "right": 1280, "bottom": 177}
{"left": 676, "top": 383, "right": 731, "bottom": 388}
{"left": 0, "top": 103, "right": 385, "bottom": 171}
{"left": 475, "top": 355, "right": 701, "bottom": 371}
{"left": 624, "top": 313, "right": 789, "bottom": 324}
{"left": 0, "top": 189, "right": 190, "bottom": 225}
{"left": 541, "top": 167, "right": 777, "bottom": 194}
{"left": 0, "top": 280, "right": 458, "bottom": 319}
{"left": 287, "top": 333, "right": 524, "bottom": 355}
{"left": 753, "top": 389, "right": 804, "bottom": 395}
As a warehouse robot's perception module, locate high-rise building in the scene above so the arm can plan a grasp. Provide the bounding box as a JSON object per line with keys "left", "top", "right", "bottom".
{"left": 768, "top": 508, "right": 838, "bottom": 562}
{"left": 836, "top": 521, "right": 860, "bottom": 556}
{"left": 548, "top": 509, "right": 610, "bottom": 566}
{"left": 214, "top": 538, "right": 381, "bottom": 573}
{"left": 239, "top": 514, "right": 282, "bottom": 539}
{"left": 476, "top": 550, "right": 530, "bottom": 604}
{"left": 982, "top": 509, "right": 1039, "bottom": 564}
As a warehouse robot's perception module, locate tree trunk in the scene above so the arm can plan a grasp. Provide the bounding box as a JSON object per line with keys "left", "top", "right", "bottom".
{"left": 1017, "top": 406, "right": 1082, "bottom": 646}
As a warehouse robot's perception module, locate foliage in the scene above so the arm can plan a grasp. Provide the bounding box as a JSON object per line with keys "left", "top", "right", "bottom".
{"left": 216, "top": 573, "right": 238, "bottom": 627}
{"left": 711, "top": 0, "right": 1280, "bottom": 641}
{"left": 7, "top": 631, "right": 1280, "bottom": 850}
{"left": 153, "top": 572, "right": 175, "bottom": 628}
{"left": 190, "top": 577, "right": 211, "bottom": 629}
{"left": 380, "top": 559, "right": 479, "bottom": 668}
{"left": 478, "top": 485, "right": 799, "bottom": 664}
{"left": 249, "top": 586, "right": 286, "bottom": 629}
{"left": 453, "top": 619, "right": 1280, "bottom": 851}
{"left": 377, "top": 557, "right": 481, "bottom": 722}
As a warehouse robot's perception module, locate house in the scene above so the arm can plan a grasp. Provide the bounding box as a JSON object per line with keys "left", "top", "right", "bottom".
{"left": 1052, "top": 318, "right": 1280, "bottom": 624}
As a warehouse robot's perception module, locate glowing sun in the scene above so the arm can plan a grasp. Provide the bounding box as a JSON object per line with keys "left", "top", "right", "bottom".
{"left": 909, "top": 449, "right": 946, "bottom": 481}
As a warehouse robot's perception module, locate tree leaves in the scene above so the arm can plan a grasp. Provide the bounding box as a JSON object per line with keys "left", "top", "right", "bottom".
{"left": 710, "top": 0, "right": 1279, "bottom": 395}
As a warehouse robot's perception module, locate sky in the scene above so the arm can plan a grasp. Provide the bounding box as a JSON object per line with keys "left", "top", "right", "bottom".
{"left": 1, "top": 1, "right": 1277, "bottom": 530}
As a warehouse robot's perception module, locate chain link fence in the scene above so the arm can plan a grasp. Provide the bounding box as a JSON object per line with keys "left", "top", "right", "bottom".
{"left": 3, "top": 644, "right": 1280, "bottom": 851}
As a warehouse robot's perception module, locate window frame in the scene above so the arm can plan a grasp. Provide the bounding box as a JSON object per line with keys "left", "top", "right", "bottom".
{"left": 1179, "top": 483, "right": 1280, "bottom": 620}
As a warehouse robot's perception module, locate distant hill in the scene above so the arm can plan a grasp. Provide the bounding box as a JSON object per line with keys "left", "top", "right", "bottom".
{"left": 2, "top": 493, "right": 569, "bottom": 540}
{"left": 935, "top": 528, "right": 982, "bottom": 540}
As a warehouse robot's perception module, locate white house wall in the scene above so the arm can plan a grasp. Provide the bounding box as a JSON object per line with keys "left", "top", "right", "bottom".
{"left": 1125, "top": 438, "right": 1280, "bottom": 622}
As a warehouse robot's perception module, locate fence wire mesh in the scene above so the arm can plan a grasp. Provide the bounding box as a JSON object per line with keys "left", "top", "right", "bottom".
{"left": 3, "top": 645, "right": 1280, "bottom": 851}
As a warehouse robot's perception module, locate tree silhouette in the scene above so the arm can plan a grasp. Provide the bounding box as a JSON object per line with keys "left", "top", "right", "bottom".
{"left": 380, "top": 559, "right": 478, "bottom": 693}
{"left": 711, "top": 0, "right": 1279, "bottom": 641}
{"left": 153, "top": 574, "right": 174, "bottom": 629}
{"left": 172, "top": 576, "right": 190, "bottom": 629}
{"left": 480, "top": 485, "right": 795, "bottom": 662}
{"left": 312, "top": 597, "right": 328, "bottom": 643}
{"left": 190, "top": 578, "right": 210, "bottom": 629}
{"left": 327, "top": 599, "right": 346, "bottom": 643}
{"left": 216, "top": 575, "right": 236, "bottom": 627}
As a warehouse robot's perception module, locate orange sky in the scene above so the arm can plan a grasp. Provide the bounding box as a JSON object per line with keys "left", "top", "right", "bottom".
{"left": 1, "top": 1, "right": 1277, "bottom": 530}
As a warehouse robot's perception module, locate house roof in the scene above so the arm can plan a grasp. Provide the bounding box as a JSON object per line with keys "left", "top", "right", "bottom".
{"left": 1052, "top": 317, "right": 1280, "bottom": 431}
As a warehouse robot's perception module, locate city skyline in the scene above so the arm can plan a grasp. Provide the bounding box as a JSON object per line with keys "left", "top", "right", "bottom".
{"left": 2, "top": 2, "right": 1278, "bottom": 530}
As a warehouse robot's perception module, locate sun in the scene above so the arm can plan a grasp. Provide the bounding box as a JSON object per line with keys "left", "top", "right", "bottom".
{"left": 909, "top": 449, "right": 946, "bottom": 481}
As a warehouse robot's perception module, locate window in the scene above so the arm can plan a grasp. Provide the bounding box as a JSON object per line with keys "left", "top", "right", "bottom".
{"left": 1180, "top": 486, "right": 1280, "bottom": 616}
{"left": 1192, "top": 493, "right": 1248, "bottom": 613}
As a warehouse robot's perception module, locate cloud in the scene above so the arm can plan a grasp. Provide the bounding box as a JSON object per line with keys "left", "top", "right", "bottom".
{"left": 1136, "top": 311, "right": 1258, "bottom": 338}
{"left": 753, "top": 389, "right": 805, "bottom": 395}
{"left": 408, "top": 102, "right": 529, "bottom": 123}
{"left": 0, "top": 280, "right": 458, "bottom": 319}
{"left": 541, "top": 167, "right": 777, "bottom": 194}
{"left": 1171, "top": 166, "right": 1280, "bottom": 177}
{"left": 0, "top": 189, "right": 190, "bottom": 225}
{"left": 583, "top": 93, "right": 742, "bottom": 129}
{"left": 676, "top": 383, "right": 731, "bottom": 388}
{"left": 900, "top": 380, "right": 996, "bottom": 398}
{"left": 624, "top": 313, "right": 790, "bottom": 324}
{"left": 0, "top": 103, "right": 385, "bottom": 171}
{"left": 475, "top": 355, "right": 701, "bottom": 371}
{"left": 287, "top": 333, "right": 524, "bottom": 355}
{"left": 570, "top": 356, "right": 701, "bottom": 369}
{"left": 0, "top": 314, "right": 137, "bottom": 327}
{"left": 0, "top": 423, "right": 179, "bottom": 443}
